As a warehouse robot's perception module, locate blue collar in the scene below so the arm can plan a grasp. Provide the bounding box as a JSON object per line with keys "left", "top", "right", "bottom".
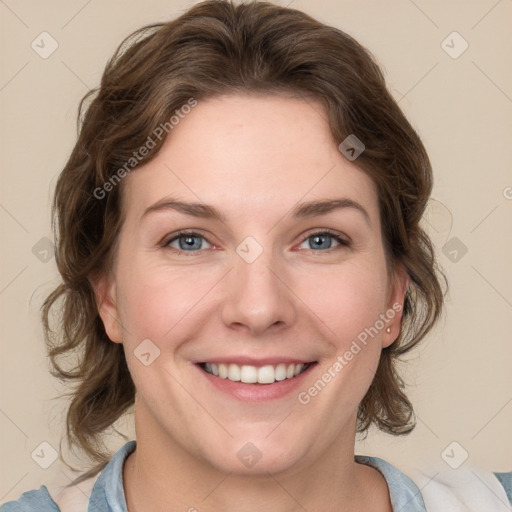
{"left": 355, "top": 455, "right": 427, "bottom": 511}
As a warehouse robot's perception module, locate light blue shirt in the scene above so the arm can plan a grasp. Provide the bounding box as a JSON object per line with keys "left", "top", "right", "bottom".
{"left": 2, "top": 440, "right": 511, "bottom": 511}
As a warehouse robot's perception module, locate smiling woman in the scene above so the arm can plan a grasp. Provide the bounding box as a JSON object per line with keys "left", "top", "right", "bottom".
{"left": 2, "top": 1, "right": 511, "bottom": 512}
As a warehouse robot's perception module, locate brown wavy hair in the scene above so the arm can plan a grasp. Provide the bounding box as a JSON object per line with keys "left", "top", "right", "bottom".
{"left": 42, "top": 0, "right": 446, "bottom": 482}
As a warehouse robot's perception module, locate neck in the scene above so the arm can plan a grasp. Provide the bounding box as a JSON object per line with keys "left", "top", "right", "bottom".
{"left": 123, "top": 401, "right": 391, "bottom": 512}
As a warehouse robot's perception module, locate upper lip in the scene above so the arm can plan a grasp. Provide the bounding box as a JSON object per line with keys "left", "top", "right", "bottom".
{"left": 194, "top": 357, "right": 315, "bottom": 366}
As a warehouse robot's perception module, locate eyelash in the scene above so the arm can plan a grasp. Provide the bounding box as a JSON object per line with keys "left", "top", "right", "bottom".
{"left": 163, "top": 229, "right": 350, "bottom": 256}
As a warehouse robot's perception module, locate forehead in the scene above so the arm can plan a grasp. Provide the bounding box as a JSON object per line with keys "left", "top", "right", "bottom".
{"left": 122, "top": 94, "right": 379, "bottom": 224}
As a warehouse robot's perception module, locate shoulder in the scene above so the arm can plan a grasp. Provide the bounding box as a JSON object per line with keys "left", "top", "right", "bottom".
{"left": 0, "top": 486, "right": 60, "bottom": 512}
{"left": 1, "top": 441, "right": 136, "bottom": 512}
{"left": 357, "top": 455, "right": 512, "bottom": 511}
{"left": 493, "top": 471, "right": 512, "bottom": 505}
{"left": 394, "top": 459, "right": 512, "bottom": 511}
{"left": 356, "top": 455, "right": 428, "bottom": 511}
{"left": 0, "top": 471, "right": 100, "bottom": 512}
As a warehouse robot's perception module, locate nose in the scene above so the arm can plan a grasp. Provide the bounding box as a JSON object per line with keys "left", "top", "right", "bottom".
{"left": 221, "top": 248, "right": 297, "bottom": 336}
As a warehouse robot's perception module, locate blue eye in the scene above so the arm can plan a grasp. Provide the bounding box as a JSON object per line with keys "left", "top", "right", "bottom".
{"left": 164, "top": 229, "right": 349, "bottom": 255}
{"left": 298, "top": 231, "right": 348, "bottom": 251}
{"left": 166, "top": 232, "right": 212, "bottom": 252}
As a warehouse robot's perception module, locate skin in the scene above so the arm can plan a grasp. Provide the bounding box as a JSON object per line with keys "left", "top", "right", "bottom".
{"left": 95, "top": 94, "right": 409, "bottom": 512}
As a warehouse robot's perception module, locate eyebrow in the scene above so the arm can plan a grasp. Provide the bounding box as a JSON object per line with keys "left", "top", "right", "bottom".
{"left": 141, "top": 197, "right": 371, "bottom": 226}
{"left": 292, "top": 198, "right": 370, "bottom": 225}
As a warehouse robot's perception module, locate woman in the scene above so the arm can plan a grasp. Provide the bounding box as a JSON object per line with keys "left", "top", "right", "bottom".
{"left": 2, "top": 1, "right": 510, "bottom": 511}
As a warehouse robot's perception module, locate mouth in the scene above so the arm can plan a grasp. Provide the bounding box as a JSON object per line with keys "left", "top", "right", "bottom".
{"left": 198, "top": 361, "right": 315, "bottom": 385}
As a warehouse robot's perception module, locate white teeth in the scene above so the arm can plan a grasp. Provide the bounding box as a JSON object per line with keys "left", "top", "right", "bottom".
{"left": 240, "top": 365, "right": 258, "bottom": 383}
{"left": 202, "top": 362, "right": 307, "bottom": 384}
{"left": 257, "top": 365, "right": 275, "bottom": 384}
{"left": 227, "top": 363, "right": 241, "bottom": 381}
{"left": 275, "top": 363, "right": 287, "bottom": 381}
{"left": 218, "top": 363, "right": 228, "bottom": 379}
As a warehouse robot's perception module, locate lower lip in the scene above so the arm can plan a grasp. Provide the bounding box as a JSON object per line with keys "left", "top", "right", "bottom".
{"left": 197, "top": 364, "right": 316, "bottom": 402}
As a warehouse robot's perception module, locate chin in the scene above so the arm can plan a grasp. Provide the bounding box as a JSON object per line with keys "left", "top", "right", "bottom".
{"left": 197, "top": 434, "right": 310, "bottom": 476}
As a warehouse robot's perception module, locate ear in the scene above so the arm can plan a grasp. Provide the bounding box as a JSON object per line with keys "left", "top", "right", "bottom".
{"left": 90, "top": 273, "right": 123, "bottom": 344}
{"left": 382, "top": 262, "right": 410, "bottom": 348}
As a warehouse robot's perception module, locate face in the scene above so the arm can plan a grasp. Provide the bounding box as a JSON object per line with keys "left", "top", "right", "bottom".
{"left": 96, "top": 94, "right": 408, "bottom": 476}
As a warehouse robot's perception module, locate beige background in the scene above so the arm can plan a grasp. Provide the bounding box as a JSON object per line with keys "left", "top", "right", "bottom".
{"left": 1, "top": 0, "right": 511, "bottom": 503}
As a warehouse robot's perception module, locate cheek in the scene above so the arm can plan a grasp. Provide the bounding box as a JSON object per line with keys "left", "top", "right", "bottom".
{"left": 115, "top": 260, "right": 219, "bottom": 342}
{"left": 295, "top": 260, "right": 389, "bottom": 347}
